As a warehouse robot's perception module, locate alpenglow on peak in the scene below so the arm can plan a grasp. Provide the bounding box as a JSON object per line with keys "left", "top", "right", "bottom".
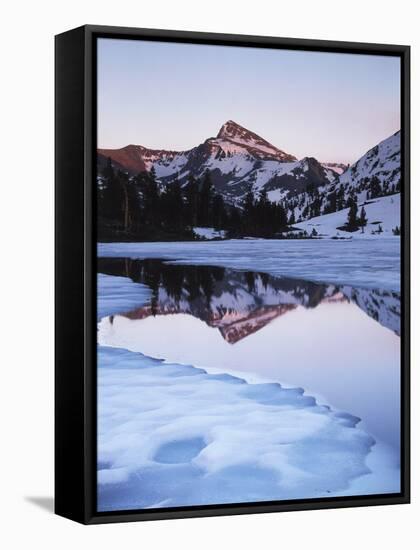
{"left": 216, "top": 120, "right": 297, "bottom": 161}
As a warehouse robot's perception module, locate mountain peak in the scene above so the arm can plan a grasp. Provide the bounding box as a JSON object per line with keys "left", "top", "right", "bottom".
{"left": 217, "top": 120, "right": 256, "bottom": 140}
{"left": 216, "top": 120, "right": 297, "bottom": 162}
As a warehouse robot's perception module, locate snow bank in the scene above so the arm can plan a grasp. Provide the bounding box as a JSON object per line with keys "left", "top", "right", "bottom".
{"left": 97, "top": 273, "right": 151, "bottom": 321}
{"left": 295, "top": 194, "right": 400, "bottom": 239}
{"left": 97, "top": 345, "right": 377, "bottom": 510}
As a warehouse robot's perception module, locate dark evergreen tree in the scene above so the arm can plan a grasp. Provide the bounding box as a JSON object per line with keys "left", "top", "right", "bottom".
{"left": 336, "top": 184, "right": 345, "bottom": 211}
{"left": 198, "top": 170, "right": 214, "bottom": 226}
{"left": 288, "top": 209, "right": 296, "bottom": 225}
{"left": 347, "top": 198, "right": 358, "bottom": 229}
{"left": 255, "top": 189, "right": 270, "bottom": 234}
{"left": 324, "top": 190, "right": 337, "bottom": 214}
{"left": 310, "top": 195, "right": 322, "bottom": 218}
{"left": 359, "top": 206, "right": 367, "bottom": 227}
{"left": 161, "top": 179, "right": 184, "bottom": 231}
{"left": 370, "top": 176, "right": 382, "bottom": 198}
{"left": 98, "top": 158, "right": 125, "bottom": 224}
{"left": 212, "top": 193, "right": 227, "bottom": 230}
{"left": 306, "top": 182, "right": 316, "bottom": 198}
{"left": 242, "top": 191, "right": 255, "bottom": 233}
{"left": 184, "top": 175, "right": 199, "bottom": 227}
{"left": 276, "top": 202, "right": 288, "bottom": 230}
{"left": 117, "top": 170, "right": 131, "bottom": 232}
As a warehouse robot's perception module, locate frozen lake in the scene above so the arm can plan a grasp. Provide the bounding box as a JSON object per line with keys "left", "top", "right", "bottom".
{"left": 98, "top": 237, "right": 401, "bottom": 291}
{"left": 96, "top": 240, "right": 401, "bottom": 511}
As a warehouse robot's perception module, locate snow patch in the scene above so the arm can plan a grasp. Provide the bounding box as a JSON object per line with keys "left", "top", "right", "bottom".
{"left": 193, "top": 227, "right": 226, "bottom": 240}
{"left": 295, "top": 194, "right": 400, "bottom": 239}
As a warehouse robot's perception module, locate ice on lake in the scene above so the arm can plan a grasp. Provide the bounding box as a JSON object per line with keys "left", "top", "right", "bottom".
{"left": 96, "top": 251, "right": 401, "bottom": 511}
{"left": 98, "top": 237, "right": 401, "bottom": 292}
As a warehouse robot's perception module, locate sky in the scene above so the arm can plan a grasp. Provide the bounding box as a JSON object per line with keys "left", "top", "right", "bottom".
{"left": 97, "top": 38, "right": 401, "bottom": 164}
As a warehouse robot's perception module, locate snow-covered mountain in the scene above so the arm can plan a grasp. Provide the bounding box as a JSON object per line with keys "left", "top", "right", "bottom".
{"left": 322, "top": 162, "right": 349, "bottom": 175}
{"left": 97, "top": 144, "right": 187, "bottom": 175}
{"left": 339, "top": 131, "right": 401, "bottom": 197}
{"left": 215, "top": 120, "right": 297, "bottom": 162}
{"left": 98, "top": 122, "right": 401, "bottom": 238}
{"left": 98, "top": 120, "right": 339, "bottom": 204}
{"left": 284, "top": 130, "right": 401, "bottom": 234}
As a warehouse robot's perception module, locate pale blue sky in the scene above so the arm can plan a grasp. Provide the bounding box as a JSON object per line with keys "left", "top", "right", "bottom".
{"left": 97, "top": 38, "right": 400, "bottom": 164}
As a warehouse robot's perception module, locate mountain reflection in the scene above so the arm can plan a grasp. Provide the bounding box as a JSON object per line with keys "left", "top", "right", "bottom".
{"left": 97, "top": 258, "right": 400, "bottom": 342}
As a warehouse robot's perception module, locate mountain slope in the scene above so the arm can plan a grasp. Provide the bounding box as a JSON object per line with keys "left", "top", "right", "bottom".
{"left": 215, "top": 120, "right": 297, "bottom": 162}
{"left": 97, "top": 122, "right": 401, "bottom": 239}
{"left": 283, "top": 130, "right": 401, "bottom": 229}
{"left": 97, "top": 145, "right": 188, "bottom": 175}
{"left": 322, "top": 162, "right": 349, "bottom": 175}
{"left": 339, "top": 131, "right": 401, "bottom": 196}
{"left": 98, "top": 120, "right": 338, "bottom": 204}
{"left": 295, "top": 193, "right": 400, "bottom": 238}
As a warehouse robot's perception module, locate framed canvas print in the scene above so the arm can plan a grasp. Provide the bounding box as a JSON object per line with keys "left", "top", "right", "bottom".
{"left": 55, "top": 25, "right": 410, "bottom": 524}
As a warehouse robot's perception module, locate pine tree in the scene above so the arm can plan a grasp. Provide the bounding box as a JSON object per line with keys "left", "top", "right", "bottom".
{"left": 336, "top": 184, "right": 345, "bottom": 211}
{"left": 184, "top": 175, "right": 199, "bottom": 227}
{"left": 161, "top": 179, "right": 184, "bottom": 230}
{"left": 212, "top": 193, "right": 227, "bottom": 230}
{"left": 324, "top": 190, "right": 337, "bottom": 214}
{"left": 255, "top": 189, "right": 270, "bottom": 234}
{"left": 227, "top": 205, "right": 241, "bottom": 236}
{"left": 242, "top": 191, "right": 255, "bottom": 233}
{"left": 288, "top": 209, "right": 296, "bottom": 225}
{"left": 117, "top": 170, "right": 131, "bottom": 232}
{"left": 99, "top": 158, "right": 125, "bottom": 224}
{"left": 347, "top": 198, "right": 358, "bottom": 229}
{"left": 198, "top": 170, "right": 214, "bottom": 226}
{"left": 370, "top": 176, "right": 382, "bottom": 198}
{"left": 359, "top": 206, "right": 367, "bottom": 227}
{"left": 276, "top": 202, "right": 288, "bottom": 230}
{"left": 307, "top": 182, "right": 316, "bottom": 198}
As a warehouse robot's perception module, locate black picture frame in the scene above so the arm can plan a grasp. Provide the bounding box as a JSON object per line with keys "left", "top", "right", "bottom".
{"left": 55, "top": 24, "right": 410, "bottom": 525}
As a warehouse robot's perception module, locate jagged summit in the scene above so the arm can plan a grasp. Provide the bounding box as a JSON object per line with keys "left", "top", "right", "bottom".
{"left": 217, "top": 120, "right": 251, "bottom": 140}
{"left": 215, "top": 120, "right": 297, "bottom": 162}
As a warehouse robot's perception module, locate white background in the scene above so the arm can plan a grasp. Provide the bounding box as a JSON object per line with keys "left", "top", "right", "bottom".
{"left": 1, "top": 0, "right": 417, "bottom": 548}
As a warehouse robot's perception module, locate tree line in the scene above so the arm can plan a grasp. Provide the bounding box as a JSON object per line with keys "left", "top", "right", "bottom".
{"left": 98, "top": 157, "right": 400, "bottom": 241}
{"left": 98, "top": 158, "right": 290, "bottom": 240}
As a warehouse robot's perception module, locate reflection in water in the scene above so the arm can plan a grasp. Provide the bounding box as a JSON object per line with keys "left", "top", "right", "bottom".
{"left": 98, "top": 257, "right": 401, "bottom": 456}
{"left": 97, "top": 256, "right": 402, "bottom": 510}
{"left": 98, "top": 258, "right": 401, "bottom": 339}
